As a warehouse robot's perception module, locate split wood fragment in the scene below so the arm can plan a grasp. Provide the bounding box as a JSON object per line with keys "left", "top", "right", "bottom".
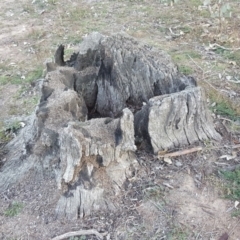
{"left": 51, "top": 229, "right": 104, "bottom": 240}
{"left": 158, "top": 146, "right": 203, "bottom": 158}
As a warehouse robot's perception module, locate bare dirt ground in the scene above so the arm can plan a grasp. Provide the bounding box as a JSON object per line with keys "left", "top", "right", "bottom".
{"left": 0, "top": 0, "right": 240, "bottom": 239}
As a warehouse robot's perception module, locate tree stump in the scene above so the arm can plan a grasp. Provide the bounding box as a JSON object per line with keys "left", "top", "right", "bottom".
{"left": 135, "top": 87, "right": 221, "bottom": 153}
{"left": 0, "top": 32, "right": 221, "bottom": 219}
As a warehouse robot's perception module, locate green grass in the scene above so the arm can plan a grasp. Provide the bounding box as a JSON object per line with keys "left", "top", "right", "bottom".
{"left": 0, "top": 128, "right": 11, "bottom": 144}
{"left": 143, "top": 184, "right": 165, "bottom": 202}
{"left": 68, "top": 8, "right": 90, "bottom": 21}
{"left": 221, "top": 167, "right": 240, "bottom": 217}
{"left": 0, "top": 75, "right": 22, "bottom": 85}
{"left": 6, "top": 121, "right": 22, "bottom": 133}
{"left": 0, "top": 67, "right": 43, "bottom": 86}
{"left": 25, "top": 67, "right": 43, "bottom": 83}
{"left": 178, "top": 65, "right": 193, "bottom": 75}
{"left": 212, "top": 101, "right": 238, "bottom": 120}
{"left": 167, "top": 225, "right": 189, "bottom": 240}
{"left": 4, "top": 202, "right": 24, "bottom": 217}
{"left": 0, "top": 76, "right": 10, "bottom": 85}
{"left": 170, "top": 50, "right": 200, "bottom": 75}
{"left": 214, "top": 47, "right": 240, "bottom": 65}
{"left": 69, "top": 236, "right": 86, "bottom": 240}
{"left": 0, "top": 120, "right": 22, "bottom": 144}
{"left": 172, "top": 50, "right": 201, "bottom": 61}
{"left": 226, "top": 51, "right": 240, "bottom": 65}
{"left": 179, "top": 26, "right": 192, "bottom": 34}
{"left": 221, "top": 167, "right": 240, "bottom": 201}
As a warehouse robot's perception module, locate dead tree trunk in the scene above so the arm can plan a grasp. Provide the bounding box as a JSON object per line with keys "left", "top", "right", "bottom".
{"left": 0, "top": 32, "right": 221, "bottom": 219}
{"left": 134, "top": 87, "right": 221, "bottom": 153}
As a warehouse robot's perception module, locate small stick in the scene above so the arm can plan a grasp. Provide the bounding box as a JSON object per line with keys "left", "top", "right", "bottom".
{"left": 168, "top": 27, "right": 182, "bottom": 37}
{"left": 51, "top": 229, "right": 104, "bottom": 240}
{"left": 226, "top": 79, "right": 240, "bottom": 84}
{"left": 232, "top": 144, "right": 240, "bottom": 149}
{"left": 211, "top": 43, "right": 240, "bottom": 51}
{"left": 187, "top": 54, "right": 219, "bottom": 92}
{"left": 218, "top": 117, "right": 236, "bottom": 124}
{"left": 187, "top": 54, "right": 204, "bottom": 72}
{"left": 158, "top": 146, "right": 202, "bottom": 158}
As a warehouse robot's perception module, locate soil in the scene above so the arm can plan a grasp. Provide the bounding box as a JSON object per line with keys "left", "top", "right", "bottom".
{"left": 0, "top": 0, "right": 240, "bottom": 240}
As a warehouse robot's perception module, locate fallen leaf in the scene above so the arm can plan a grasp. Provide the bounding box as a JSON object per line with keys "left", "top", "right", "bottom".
{"left": 163, "top": 157, "right": 172, "bottom": 164}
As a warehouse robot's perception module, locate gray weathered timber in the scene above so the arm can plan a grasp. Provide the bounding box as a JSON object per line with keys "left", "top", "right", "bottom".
{"left": 72, "top": 32, "right": 196, "bottom": 117}
{"left": 0, "top": 32, "right": 221, "bottom": 219}
{"left": 56, "top": 109, "right": 137, "bottom": 219}
{"left": 134, "top": 87, "right": 221, "bottom": 153}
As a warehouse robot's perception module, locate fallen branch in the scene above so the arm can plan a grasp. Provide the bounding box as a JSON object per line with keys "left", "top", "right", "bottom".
{"left": 158, "top": 146, "right": 202, "bottom": 158}
{"left": 51, "top": 229, "right": 104, "bottom": 240}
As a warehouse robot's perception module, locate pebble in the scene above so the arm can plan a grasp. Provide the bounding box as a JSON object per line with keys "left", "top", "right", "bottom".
{"left": 175, "top": 161, "right": 182, "bottom": 167}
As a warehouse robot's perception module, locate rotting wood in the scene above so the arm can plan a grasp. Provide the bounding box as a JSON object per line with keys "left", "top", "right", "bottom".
{"left": 0, "top": 32, "right": 221, "bottom": 219}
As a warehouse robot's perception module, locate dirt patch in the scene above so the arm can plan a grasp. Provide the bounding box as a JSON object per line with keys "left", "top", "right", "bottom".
{"left": 0, "top": 148, "right": 240, "bottom": 239}
{"left": 167, "top": 173, "right": 240, "bottom": 239}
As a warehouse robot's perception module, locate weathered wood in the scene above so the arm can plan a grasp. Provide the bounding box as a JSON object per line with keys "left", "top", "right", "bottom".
{"left": 55, "top": 108, "right": 137, "bottom": 219}
{"left": 73, "top": 32, "right": 196, "bottom": 118}
{"left": 135, "top": 87, "right": 221, "bottom": 153}
{"left": 0, "top": 32, "right": 221, "bottom": 219}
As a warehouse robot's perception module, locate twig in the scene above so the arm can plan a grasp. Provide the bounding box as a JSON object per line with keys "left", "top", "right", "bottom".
{"left": 218, "top": 117, "right": 236, "bottom": 124}
{"left": 211, "top": 43, "right": 240, "bottom": 51}
{"left": 187, "top": 54, "right": 204, "bottom": 72}
{"left": 201, "top": 208, "right": 215, "bottom": 216}
{"left": 187, "top": 54, "right": 220, "bottom": 92}
{"left": 168, "top": 27, "right": 182, "bottom": 37}
{"left": 51, "top": 229, "right": 104, "bottom": 240}
{"left": 158, "top": 146, "right": 202, "bottom": 158}
{"left": 162, "top": 182, "right": 174, "bottom": 189}
{"left": 226, "top": 79, "right": 240, "bottom": 84}
{"left": 202, "top": 79, "right": 219, "bottom": 92}
{"left": 149, "top": 200, "right": 168, "bottom": 216}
